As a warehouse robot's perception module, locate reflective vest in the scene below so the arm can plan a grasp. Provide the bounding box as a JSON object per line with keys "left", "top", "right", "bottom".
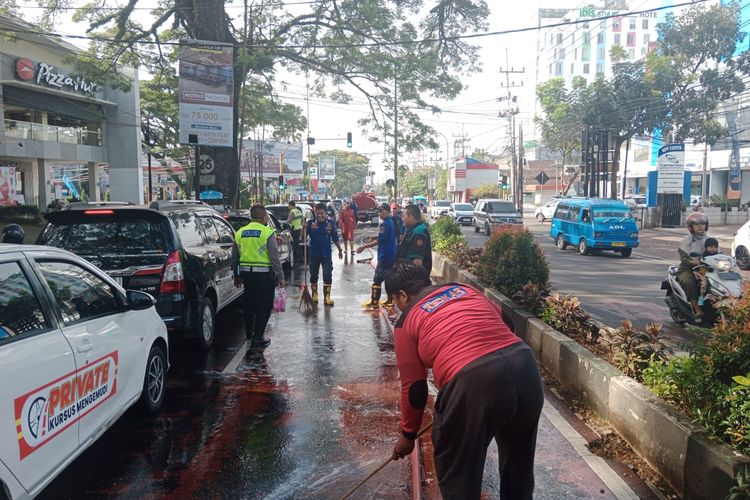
{"left": 235, "top": 221, "right": 275, "bottom": 267}
{"left": 290, "top": 207, "right": 303, "bottom": 230}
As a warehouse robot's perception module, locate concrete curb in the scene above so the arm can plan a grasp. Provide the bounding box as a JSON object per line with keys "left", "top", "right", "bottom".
{"left": 430, "top": 252, "right": 750, "bottom": 499}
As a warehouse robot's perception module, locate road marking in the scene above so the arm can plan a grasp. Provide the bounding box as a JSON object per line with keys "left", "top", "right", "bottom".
{"left": 542, "top": 401, "right": 639, "bottom": 500}
{"left": 222, "top": 340, "right": 247, "bottom": 374}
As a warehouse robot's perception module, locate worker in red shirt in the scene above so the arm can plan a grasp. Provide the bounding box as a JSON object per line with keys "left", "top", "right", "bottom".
{"left": 385, "top": 261, "right": 544, "bottom": 499}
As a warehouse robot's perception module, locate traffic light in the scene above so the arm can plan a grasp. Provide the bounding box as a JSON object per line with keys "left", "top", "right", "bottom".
{"left": 500, "top": 175, "right": 508, "bottom": 190}
{"left": 346, "top": 132, "right": 352, "bottom": 148}
{"left": 279, "top": 175, "right": 285, "bottom": 190}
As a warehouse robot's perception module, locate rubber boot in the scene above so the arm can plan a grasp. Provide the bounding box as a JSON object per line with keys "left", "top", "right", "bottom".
{"left": 362, "top": 285, "right": 381, "bottom": 309}
{"left": 324, "top": 284, "right": 334, "bottom": 306}
{"left": 381, "top": 296, "right": 395, "bottom": 308}
{"left": 311, "top": 283, "right": 319, "bottom": 303}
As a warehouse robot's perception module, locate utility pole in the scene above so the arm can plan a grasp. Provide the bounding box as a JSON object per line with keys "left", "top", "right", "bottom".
{"left": 518, "top": 123, "right": 525, "bottom": 213}
{"left": 498, "top": 49, "right": 525, "bottom": 207}
{"left": 393, "top": 71, "right": 399, "bottom": 202}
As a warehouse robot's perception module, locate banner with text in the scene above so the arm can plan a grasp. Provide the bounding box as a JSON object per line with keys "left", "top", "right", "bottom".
{"left": 657, "top": 144, "right": 685, "bottom": 194}
{"left": 318, "top": 156, "right": 336, "bottom": 180}
{"left": 240, "top": 140, "right": 304, "bottom": 179}
{"left": 178, "top": 41, "right": 234, "bottom": 147}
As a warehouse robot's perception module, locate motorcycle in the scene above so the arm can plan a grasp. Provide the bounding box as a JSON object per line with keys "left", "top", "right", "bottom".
{"left": 661, "top": 253, "right": 743, "bottom": 326}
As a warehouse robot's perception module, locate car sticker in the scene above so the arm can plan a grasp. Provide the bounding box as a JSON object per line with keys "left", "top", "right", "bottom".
{"left": 14, "top": 351, "right": 118, "bottom": 460}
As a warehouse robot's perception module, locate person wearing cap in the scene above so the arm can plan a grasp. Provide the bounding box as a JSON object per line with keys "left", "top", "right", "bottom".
{"left": 357, "top": 203, "right": 399, "bottom": 308}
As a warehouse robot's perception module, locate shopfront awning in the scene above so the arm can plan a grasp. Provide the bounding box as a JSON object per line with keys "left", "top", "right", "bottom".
{"left": 3, "top": 84, "right": 105, "bottom": 122}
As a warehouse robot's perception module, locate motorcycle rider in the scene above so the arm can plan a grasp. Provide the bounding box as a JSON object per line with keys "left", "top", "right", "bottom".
{"left": 677, "top": 212, "right": 711, "bottom": 321}
{"left": 1, "top": 224, "right": 24, "bottom": 244}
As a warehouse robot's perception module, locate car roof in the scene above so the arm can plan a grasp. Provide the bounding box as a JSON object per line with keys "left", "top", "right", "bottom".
{"left": 0, "top": 243, "right": 76, "bottom": 257}
{"left": 477, "top": 199, "right": 512, "bottom": 202}
{"left": 557, "top": 197, "right": 629, "bottom": 208}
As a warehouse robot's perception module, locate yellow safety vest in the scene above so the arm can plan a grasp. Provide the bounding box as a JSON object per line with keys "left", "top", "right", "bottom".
{"left": 290, "top": 208, "right": 303, "bottom": 230}
{"left": 235, "top": 221, "right": 275, "bottom": 267}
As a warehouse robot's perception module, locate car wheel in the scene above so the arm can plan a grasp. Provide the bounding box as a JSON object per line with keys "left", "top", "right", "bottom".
{"left": 556, "top": 234, "right": 568, "bottom": 250}
{"left": 474, "top": 220, "right": 480, "bottom": 233}
{"left": 578, "top": 239, "right": 589, "bottom": 255}
{"left": 536, "top": 213, "right": 544, "bottom": 222}
{"left": 140, "top": 343, "right": 166, "bottom": 414}
{"left": 736, "top": 246, "right": 750, "bottom": 270}
{"left": 620, "top": 248, "right": 633, "bottom": 258}
{"left": 195, "top": 297, "right": 215, "bottom": 350}
{"left": 485, "top": 222, "right": 491, "bottom": 236}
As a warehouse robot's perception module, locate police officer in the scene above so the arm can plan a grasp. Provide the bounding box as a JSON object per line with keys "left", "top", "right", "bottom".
{"left": 235, "top": 205, "right": 285, "bottom": 349}
{"left": 357, "top": 203, "right": 399, "bottom": 308}
{"left": 287, "top": 200, "right": 304, "bottom": 261}
{"left": 397, "top": 204, "right": 432, "bottom": 274}
{"left": 303, "top": 202, "right": 343, "bottom": 306}
{"left": 1, "top": 224, "right": 24, "bottom": 244}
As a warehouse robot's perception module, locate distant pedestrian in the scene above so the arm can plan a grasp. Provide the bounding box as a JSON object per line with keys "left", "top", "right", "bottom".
{"left": 397, "top": 204, "right": 432, "bottom": 274}
{"left": 235, "top": 205, "right": 286, "bottom": 349}
{"left": 339, "top": 201, "right": 357, "bottom": 255}
{"left": 357, "top": 203, "right": 399, "bottom": 308}
{"left": 304, "top": 202, "right": 343, "bottom": 306}
{"left": 385, "top": 262, "right": 543, "bottom": 500}
{"left": 287, "top": 201, "right": 304, "bottom": 261}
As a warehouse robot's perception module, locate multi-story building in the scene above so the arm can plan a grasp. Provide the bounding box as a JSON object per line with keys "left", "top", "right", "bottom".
{"left": 0, "top": 13, "right": 142, "bottom": 208}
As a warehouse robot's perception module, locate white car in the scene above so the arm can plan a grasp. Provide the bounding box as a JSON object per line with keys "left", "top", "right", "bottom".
{"left": 731, "top": 220, "right": 750, "bottom": 270}
{"left": 0, "top": 245, "right": 168, "bottom": 500}
{"left": 429, "top": 200, "right": 452, "bottom": 219}
{"left": 448, "top": 203, "right": 474, "bottom": 225}
{"left": 534, "top": 199, "right": 561, "bottom": 222}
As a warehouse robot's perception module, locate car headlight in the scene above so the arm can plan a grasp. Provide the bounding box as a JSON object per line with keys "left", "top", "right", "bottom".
{"left": 630, "top": 232, "right": 638, "bottom": 239}
{"left": 708, "top": 277, "right": 731, "bottom": 297}
{"left": 715, "top": 258, "right": 732, "bottom": 271}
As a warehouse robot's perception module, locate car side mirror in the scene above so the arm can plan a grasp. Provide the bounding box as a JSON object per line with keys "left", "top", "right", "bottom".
{"left": 126, "top": 290, "right": 156, "bottom": 311}
{"left": 219, "top": 235, "right": 233, "bottom": 244}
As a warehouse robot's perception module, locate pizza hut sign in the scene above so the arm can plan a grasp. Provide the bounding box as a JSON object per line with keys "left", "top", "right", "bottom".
{"left": 15, "top": 58, "right": 101, "bottom": 94}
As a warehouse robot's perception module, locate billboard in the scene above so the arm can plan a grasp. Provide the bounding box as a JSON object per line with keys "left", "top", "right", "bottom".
{"left": 318, "top": 156, "right": 336, "bottom": 180}
{"left": 178, "top": 41, "right": 234, "bottom": 147}
{"left": 657, "top": 144, "right": 685, "bottom": 194}
{"left": 0, "top": 166, "right": 16, "bottom": 206}
{"left": 240, "top": 140, "right": 304, "bottom": 178}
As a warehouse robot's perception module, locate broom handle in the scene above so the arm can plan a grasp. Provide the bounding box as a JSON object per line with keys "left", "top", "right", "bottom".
{"left": 339, "top": 421, "right": 433, "bottom": 500}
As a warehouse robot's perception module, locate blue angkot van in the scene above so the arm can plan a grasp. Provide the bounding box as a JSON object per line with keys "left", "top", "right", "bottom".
{"left": 550, "top": 198, "right": 639, "bottom": 257}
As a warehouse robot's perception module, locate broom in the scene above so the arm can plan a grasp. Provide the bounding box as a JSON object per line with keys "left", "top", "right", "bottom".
{"left": 299, "top": 233, "right": 314, "bottom": 313}
{"left": 339, "top": 421, "right": 433, "bottom": 500}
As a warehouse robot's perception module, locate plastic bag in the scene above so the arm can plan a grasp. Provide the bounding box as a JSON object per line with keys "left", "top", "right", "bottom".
{"left": 273, "top": 287, "right": 287, "bottom": 312}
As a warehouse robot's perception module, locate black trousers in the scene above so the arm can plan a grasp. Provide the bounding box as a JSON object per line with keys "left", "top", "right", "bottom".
{"left": 291, "top": 229, "right": 301, "bottom": 259}
{"left": 241, "top": 271, "right": 275, "bottom": 340}
{"left": 433, "top": 342, "right": 544, "bottom": 500}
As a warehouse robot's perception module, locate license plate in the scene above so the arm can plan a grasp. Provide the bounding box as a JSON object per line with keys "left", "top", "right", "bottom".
{"left": 718, "top": 271, "right": 741, "bottom": 281}
{"left": 612, "top": 242, "right": 626, "bottom": 247}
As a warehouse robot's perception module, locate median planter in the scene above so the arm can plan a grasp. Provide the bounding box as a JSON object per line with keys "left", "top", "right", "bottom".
{"left": 432, "top": 252, "right": 750, "bottom": 498}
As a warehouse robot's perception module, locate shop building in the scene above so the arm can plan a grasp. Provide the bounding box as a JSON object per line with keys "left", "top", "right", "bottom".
{"left": 0, "top": 14, "right": 142, "bottom": 207}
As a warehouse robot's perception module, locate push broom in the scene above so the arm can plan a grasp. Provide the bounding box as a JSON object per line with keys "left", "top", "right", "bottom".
{"left": 299, "top": 234, "right": 314, "bottom": 313}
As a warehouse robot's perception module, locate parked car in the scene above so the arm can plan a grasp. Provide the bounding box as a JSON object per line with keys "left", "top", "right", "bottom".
{"left": 448, "top": 203, "right": 474, "bottom": 226}
{"left": 37, "top": 201, "right": 243, "bottom": 350}
{"left": 266, "top": 203, "right": 313, "bottom": 226}
{"left": 550, "top": 198, "right": 639, "bottom": 257}
{"left": 623, "top": 194, "right": 647, "bottom": 210}
{"left": 731, "top": 219, "right": 750, "bottom": 270}
{"left": 0, "top": 244, "right": 168, "bottom": 500}
{"left": 429, "top": 200, "right": 452, "bottom": 219}
{"left": 226, "top": 210, "right": 294, "bottom": 270}
{"left": 534, "top": 199, "right": 561, "bottom": 222}
{"left": 473, "top": 199, "right": 523, "bottom": 235}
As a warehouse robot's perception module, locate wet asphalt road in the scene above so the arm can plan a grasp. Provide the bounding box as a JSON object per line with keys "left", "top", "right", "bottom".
{"left": 40, "top": 225, "right": 653, "bottom": 499}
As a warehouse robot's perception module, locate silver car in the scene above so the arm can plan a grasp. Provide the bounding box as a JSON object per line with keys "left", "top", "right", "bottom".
{"left": 448, "top": 202, "right": 474, "bottom": 226}
{"left": 473, "top": 199, "right": 523, "bottom": 235}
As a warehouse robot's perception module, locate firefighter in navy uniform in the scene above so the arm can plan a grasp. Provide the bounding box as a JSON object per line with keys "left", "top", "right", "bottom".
{"left": 303, "top": 202, "right": 343, "bottom": 306}
{"left": 235, "top": 205, "right": 285, "bottom": 349}
{"left": 397, "top": 204, "right": 432, "bottom": 274}
{"left": 356, "top": 203, "right": 399, "bottom": 308}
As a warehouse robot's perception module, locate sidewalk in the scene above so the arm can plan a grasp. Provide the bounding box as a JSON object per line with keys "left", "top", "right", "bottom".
{"left": 637, "top": 224, "right": 743, "bottom": 262}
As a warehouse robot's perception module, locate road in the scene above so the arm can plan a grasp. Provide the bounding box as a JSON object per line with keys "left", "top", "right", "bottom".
{"left": 38, "top": 226, "right": 654, "bottom": 499}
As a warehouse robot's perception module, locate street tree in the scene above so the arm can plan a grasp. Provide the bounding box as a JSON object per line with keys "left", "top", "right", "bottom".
{"left": 33, "top": 0, "right": 490, "bottom": 203}
{"left": 308, "top": 149, "right": 370, "bottom": 198}
{"left": 435, "top": 168, "right": 448, "bottom": 200}
{"left": 401, "top": 170, "right": 429, "bottom": 198}
{"left": 470, "top": 183, "right": 499, "bottom": 200}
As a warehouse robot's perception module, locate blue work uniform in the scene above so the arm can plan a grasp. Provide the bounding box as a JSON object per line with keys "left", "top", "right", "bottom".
{"left": 373, "top": 215, "right": 398, "bottom": 285}
{"left": 306, "top": 218, "right": 339, "bottom": 284}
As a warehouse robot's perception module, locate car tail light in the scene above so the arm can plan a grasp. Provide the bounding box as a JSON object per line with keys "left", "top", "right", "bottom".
{"left": 84, "top": 209, "right": 114, "bottom": 215}
{"left": 159, "top": 250, "right": 186, "bottom": 294}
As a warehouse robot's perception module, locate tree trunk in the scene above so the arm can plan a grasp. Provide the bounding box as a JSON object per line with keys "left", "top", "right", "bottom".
{"left": 609, "top": 137, "right": 625, "bottom": 199}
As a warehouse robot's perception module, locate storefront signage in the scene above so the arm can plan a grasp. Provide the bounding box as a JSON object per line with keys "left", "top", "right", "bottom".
{"left": 657, "top": 144, "right": 685, "bottom": 194}
{"left": 14, "top": 58, "right": 101, "bottom": 94}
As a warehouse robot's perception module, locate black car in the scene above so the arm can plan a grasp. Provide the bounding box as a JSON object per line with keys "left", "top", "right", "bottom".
{"left": 226, "top": 210, "right": 294, "bottom": 270}
{"left": 37, "top": 201, "right": 243, "bottom": 349}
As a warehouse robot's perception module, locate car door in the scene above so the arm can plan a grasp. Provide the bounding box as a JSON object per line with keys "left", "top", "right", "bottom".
{"left": 30, "top": 257, "right": 144, "bottom": 449}
{"left": 0, "top": 256, "right": 78, "bottom": 493}
{"left": 197, "top": 215, "right": 231, "bottom": 311}
{"left": 474, "top": 201, "right": 484, "bottom": 225}
{"left": 210, "top": 215, "right": 242, "bottom": 306}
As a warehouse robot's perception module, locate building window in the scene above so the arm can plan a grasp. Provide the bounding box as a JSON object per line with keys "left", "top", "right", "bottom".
{"left": 629, "top": 48, "right": 635, "bottom": 60}
{"left": 559, "top": 47, "right": 565, "bottom": 59}
{"left": 598, "top": 47, "right": 605, "bottom": 59}
{"left": 582, "top": 45, "right": 591, "bottom": 61}
{"left": 556, "top": 33, "right": 563, "bottom": 45}
{"left": 627, "top": 32, "right": 636, "bottom": 47}
{"left": 583, "top": 32, "right": 590, "bottom": 44}
{"left": 642, "top": 19, "right": 649, "bottom": 30}
{"left": 641, "top": 47, "right": 647, "bottom": 56}
{"left": 583, "top": 63, "right": 590, "bottom": 74}
{"left": 555, "top": 62, "right": 563, "bottom": 76}
{"left": 596, "top": 63, "right": 604, "bottom": 75}
{"left": 549, "top": 64, "right": 553, "bottom": 75}
{"left": 570, "top": 63, "right": 575, "bottom": 73}
{"left": 643, "top": 33, "right": 650, "bottom": 45}
{"left": 583, "top": 22, "right": 589, "bottom": 29}
{"left": 597, "top": 32, "right": 605, "bottom": 44}
{"left": 614, "top": 33, "right": 621, "bottom": 45}
{"left": 629, "top": 18, "right": 636, "bottom": 30}
{"left": 613, "top": 18, "right": 621, "bottom": 31}
{"left": 574, "top": 48, "right": 578, "bottom": 59}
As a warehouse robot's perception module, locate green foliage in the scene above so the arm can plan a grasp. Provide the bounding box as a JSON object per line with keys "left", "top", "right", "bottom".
{"left": 470, "top": 183, "right": 500, "bottom": 200}
{"left": 401, "top": 170, "right": 429, "bottom": 198}
{"left": 433, "top": 234, "right": 466, "bottom": 259}
{"left": 535, "top": 78, "right": 584, "bottom": 165}
{"left": 435, "top": 168, "right": 448, "bottom": 200}
{"left": 511, "top": 282, "right": 550, "bottom": 316}
{"left": 727, "top": 466, "right": 750, "bottom": 500}
{"left": 601, "top": 321, "right": 671, "bottom": 379}
{"left": 429, "top": 216, "right": 462, "bottom": 247}
{"left": 540, "top": 293, "right": 598, "bottom": 343}
{"left": 0, "top": 205, "right": 42, "bottom": 224}
{"left": 474, "top": 227, "right": 549, "bottom": 298}
{"left": 309, "top": 150, "right": 370, "bottom": 198}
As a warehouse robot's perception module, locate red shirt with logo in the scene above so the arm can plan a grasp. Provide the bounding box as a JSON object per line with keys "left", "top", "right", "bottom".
{"left": 393, "top": 284, "right": 520, "bottom": 436}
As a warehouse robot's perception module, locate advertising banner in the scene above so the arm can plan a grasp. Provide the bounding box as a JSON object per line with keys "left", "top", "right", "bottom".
{"left": 240, "top": 140, "right": 304, "bottom": 178}
{"left": 657, "top": 144, "right": 685, "bottom": 194}
{"left": 0, "top": 166, "right": 17, "bottom": 206}
{"left": 178, "top": 41, "right": 234, "bottom": 147}
{"left": 319, "top": 156, "right": 336, "bottom": 180}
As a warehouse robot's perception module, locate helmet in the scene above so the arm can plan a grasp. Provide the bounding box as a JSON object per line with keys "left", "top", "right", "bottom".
{"left": 686, "top": 212, "right": 709, "bottom": 234}
{"left": 1, "top": 224, "right": 24, "bottom": 244}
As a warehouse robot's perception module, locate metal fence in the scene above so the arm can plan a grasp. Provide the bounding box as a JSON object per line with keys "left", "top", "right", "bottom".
{"left": 4, "top": 119, "right": 102, "bottom": 146}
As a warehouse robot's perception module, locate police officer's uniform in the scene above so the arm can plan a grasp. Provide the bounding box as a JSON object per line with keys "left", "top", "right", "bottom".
{"left": 288, "top": 206, "right": 303, "bottom": 259}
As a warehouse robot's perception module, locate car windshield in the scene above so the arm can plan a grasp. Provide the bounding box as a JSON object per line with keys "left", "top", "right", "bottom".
{"left": 593, "top": 208, "right": 632, "bottom": 218}
{"left": 267, "top": 206, "right": 290, "bottom": 220}
{"left": 435, "top": 201, "right": 451, "bottom": 207}
{"left": 454, "top": 204, "right": 473, "bottom": 210}
{"left": 486, "top": 202, "right": 516, "bottom": 213}
{"left": 41, "top": 217, "right": 168, "bottom": 255}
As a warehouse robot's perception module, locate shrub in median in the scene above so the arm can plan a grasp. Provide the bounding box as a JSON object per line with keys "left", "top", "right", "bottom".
{"left": 429, "top": 216, "right": 462, "bottom": 248}
{"left": 474, "top": 226, "right": 549, "bottom": 298}
{"left": 0, "top": 204, "right": 42, "bottom": 224}
{"left": 541, "top": 292, "right": 599, "bottom": 343}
